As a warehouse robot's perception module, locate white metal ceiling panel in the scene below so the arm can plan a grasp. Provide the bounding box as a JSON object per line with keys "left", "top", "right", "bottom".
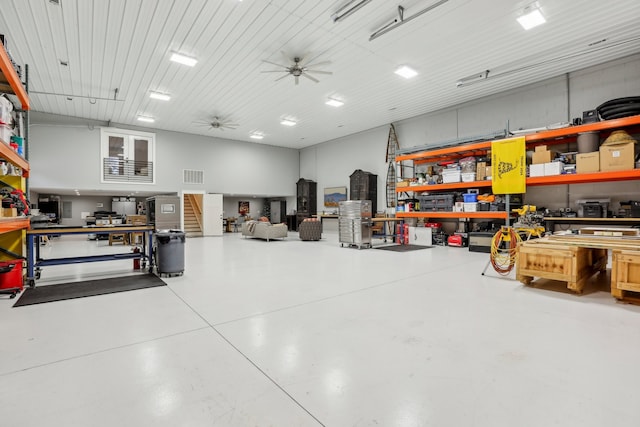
{"left": 1, "top": 0, "right": 639, "bottom": 148}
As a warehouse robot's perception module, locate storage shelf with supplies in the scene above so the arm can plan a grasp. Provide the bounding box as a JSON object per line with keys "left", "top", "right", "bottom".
{"left": 394, "top": 114, "right": 640, "bottom": 222}
{"left": 0, "top": 39, "right": 31, "bottom": 296}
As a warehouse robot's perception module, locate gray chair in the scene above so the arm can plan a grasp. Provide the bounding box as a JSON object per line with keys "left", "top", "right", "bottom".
{"left": 233, "top": 216, "right": 245, "bottom": 232}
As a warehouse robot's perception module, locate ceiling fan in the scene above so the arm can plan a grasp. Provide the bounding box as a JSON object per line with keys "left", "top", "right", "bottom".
{"left": 192, "top": 116, "right": 239, "bottom": 131}
{"left": 261, "top": 52, "right": 332, "bottom": 85}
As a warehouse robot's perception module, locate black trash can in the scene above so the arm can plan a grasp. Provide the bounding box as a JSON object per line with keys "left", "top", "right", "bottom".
{"left": 155, "top": 230, "right": 185, "bottom": 276}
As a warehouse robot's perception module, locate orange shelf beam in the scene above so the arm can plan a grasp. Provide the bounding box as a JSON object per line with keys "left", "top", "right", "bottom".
{"left": 0, "top": 43, "right": 29, "bottom": 110}
{"left": 0, "top": 142, "right": 29, "bottom": 177}
{"left": 396, "top": 115, "right": 640, "bottom": 163}
{"left": 525, "top": 114, "right": 640, "bottom": 142}
{"left": 397, "top": 170, "right": 640, "bottom": 192}
{"left": 396, "top": 211, "right": 509, "bottom": 219}
{"left": 396, "top": 180, "right": 493, "bottom": 193}
{"left": 0, "top": 217, "right": 29, "bottom": 234}
{"left": 527, "top": 169, "right": 640, "bottom": 186}
{"left": 396, "top": 140, "right": 492, "bottom": 162}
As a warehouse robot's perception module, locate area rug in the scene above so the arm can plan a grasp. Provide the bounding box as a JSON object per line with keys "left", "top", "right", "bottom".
{"left": 374, "top": 244, "right": 433, "bottom": 252}
{"left": 13, "top": 274, "right": 167, "bottom": 307}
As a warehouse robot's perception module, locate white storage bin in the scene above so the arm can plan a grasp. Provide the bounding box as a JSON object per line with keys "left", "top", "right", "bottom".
{"left": 461, "top": 172, "right": 476, "bottom": 182}
{"left": 529, "top": 163, "right": 545, "bottom": 177}
{"left": 463, "top": 202, "right": 478, "bottom": 212}
{"left": 442, "top": 169, "right": 461, "bottom": 184}
{"left": 544, "top": 161, "right": 565, "bottom": 176}
{"left": 0, "top": 124, "right": 12, "bottom": 144}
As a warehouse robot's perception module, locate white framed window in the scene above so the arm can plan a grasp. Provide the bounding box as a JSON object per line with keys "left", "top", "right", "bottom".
{"left": 100, "top": 127, "right": 156, "bottom": 184}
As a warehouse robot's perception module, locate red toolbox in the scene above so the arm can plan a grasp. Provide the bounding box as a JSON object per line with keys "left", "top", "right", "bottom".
{"left": 0, "top": 259, "right": 24, "bottom": 297}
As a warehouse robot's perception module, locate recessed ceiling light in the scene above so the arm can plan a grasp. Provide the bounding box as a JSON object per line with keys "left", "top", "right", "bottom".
{"left": 394, "top": 65, "right": 418, "bottom": 79}
{"left": 149, "top": 91, "right": 171, "bottom": 101}
{"left": 137, "top": 116, "right": 155, "bottom": 123}
{"left": 250, "top": 133, "right": 264, "bottom": 140}
{"left": 280, "top": 119, "right": 297, "bottom": 126}
{"left": 170, "top": 53, "right": 198, "bottom": 67}
{"left": 517, "top": 7, "right": 546, "bottom": 30}
{"left": 326, "top": 98, "right": 344, "bottom": 107}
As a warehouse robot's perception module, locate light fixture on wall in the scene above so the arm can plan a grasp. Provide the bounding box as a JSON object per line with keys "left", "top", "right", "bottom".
{"left": 149, "top": 91, "right": 171, "bottom": 101}
{"left": 331, "top": 0, "right": 372, "bottom": 23}
{"left": 517, "top": 3, "right": 546, "bottom": 30}
{"left": 394, "top": 65, "right": 418, "bottom": 79}
{"left": 137, "top": 116, "right": 155, "bottom": 123}
{"left": 280, "top": 119, "right": 297, "bottom": 126}
{"left": 325, "top": 98, "right": 344, "bottom": 107}
{"left": 170, "top": 52, "right": 198, "bottom": 67}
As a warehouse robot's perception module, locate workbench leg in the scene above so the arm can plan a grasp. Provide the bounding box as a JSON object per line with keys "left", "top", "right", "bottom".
{"left": 26, "top": 234, "right": 35, "bottom": 286}
{"left": 147, "top": 231, "right": 154, "bottom": 273}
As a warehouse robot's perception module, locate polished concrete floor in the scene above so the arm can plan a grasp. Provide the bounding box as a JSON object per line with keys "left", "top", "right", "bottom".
{"left": 1, "top": 231, "right": 640, "bottom": 426}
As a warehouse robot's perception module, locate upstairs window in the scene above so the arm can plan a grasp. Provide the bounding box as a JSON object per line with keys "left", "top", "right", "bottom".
{"left": 100, "top": 128, "right": 155, "bottom": 184}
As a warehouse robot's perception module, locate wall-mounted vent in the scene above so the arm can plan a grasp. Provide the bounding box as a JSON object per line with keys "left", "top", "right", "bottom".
{"left": 183, "top": 169, "right": 204, "bottom": 184}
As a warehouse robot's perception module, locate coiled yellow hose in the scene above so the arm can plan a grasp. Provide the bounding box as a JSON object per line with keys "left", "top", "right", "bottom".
{"left": 490, "top": 227, "right": 522, "bottom": 275}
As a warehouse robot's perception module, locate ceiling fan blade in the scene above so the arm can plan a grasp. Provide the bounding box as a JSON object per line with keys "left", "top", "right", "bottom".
{"left": 302, "top": 73, "right": 319, "bottom": 83}
{"left": 295, "top": 75, "right": 300, "bottom": 85}
{"left": 297, "top": 52, "right": 312, "bottom": 66}
{"left": 275, "top": 73, "right": 290, "bottom": 82}
{"left": 261, "top": 70, "right": 288, "bottom": 73}
{"left": 306, "top": 60, "right": 332, "bottom": 68}
{"left": 261, "top": 59, "right": 288, "bottom": 68}
{"left": 192, "top": 121, "right": 213, "bottom": 127}
{"left": 306, "top": 70, "right": 333, "bottom": 75}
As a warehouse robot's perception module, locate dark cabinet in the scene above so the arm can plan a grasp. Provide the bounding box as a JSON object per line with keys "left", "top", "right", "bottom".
{"left": 296, "top": 178, "right": 317, "bottom": 227}
{"left": 350, "top": 169, "right": 378, "bottom": 214}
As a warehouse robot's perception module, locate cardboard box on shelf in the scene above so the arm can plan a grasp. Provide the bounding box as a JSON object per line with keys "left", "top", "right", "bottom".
{"left": 544, "top": 161, "right": 565, "bottom": 176}
{"left": 576, "top": 152, "right": 600, "bottom": 174}
{"left": 1, "top": 208, "right": 17, "bottom": 217}
{"left": 533, "top": 148, "right": 555, "bottom": 164}
{"left": 476, "top": 161, "right": 487, "bottom": 181}
{"left": 600, "top": 142, "right": 634, "bottom": 172}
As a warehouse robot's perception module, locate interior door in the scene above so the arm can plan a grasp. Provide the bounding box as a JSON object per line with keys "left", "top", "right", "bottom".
{"left": 202, "top": 193, "right": 223, "bottom": 236}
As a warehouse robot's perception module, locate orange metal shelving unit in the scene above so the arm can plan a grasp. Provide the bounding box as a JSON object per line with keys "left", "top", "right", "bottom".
{"left": 0, "top": 41, "right": 31, "bottom": 271}
{"left": 394, "top": 115, "right": 640, "bottom": 221}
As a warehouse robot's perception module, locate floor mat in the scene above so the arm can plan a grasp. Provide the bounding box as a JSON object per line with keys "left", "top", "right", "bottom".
{"left": 13, "top": 274, "right": 167, "bottom": 307}
{"left": 374, "top": 244, "right": 433, "bottom": 252}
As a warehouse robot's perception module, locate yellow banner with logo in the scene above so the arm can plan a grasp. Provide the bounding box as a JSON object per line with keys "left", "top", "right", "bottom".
{"left": 491, "top": 136, "right": 526, "bottom": 194}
